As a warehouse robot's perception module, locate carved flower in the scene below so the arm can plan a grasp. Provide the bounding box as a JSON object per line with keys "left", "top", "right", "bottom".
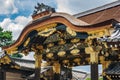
{"left": 70, "top": 49, "right": 80, "bottom": 55}
{"left": 58, "top": 51, "right": 66, "bottom": 57}
{"left": 46, "top": 53, "right": 53, "bottom": 58}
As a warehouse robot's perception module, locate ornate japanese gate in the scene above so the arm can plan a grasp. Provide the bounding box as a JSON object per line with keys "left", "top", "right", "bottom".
{"left": 2, "top": 3, "right": 120, "bottom": 80}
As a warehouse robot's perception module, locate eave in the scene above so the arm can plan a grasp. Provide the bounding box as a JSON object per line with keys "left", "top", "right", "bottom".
{"left": 2, "top": 12, "right": 115, "bottom": 52}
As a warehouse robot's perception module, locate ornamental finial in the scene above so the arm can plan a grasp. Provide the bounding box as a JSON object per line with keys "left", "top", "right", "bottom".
{"left": 32, "top": 3, "right": 55, "bottom": 15}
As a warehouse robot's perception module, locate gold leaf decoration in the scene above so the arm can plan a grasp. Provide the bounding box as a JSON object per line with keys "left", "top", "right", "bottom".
{"left": 24, "top": 38, "right": 30, "bottom": 47}
{"left": 47, "top": 43, "right": 54, "bottom": 48}
{"left": 38, "top": 28, "right": 56, "bottom": 37}
{"left": 73, "top": 58, "right": 80, "bottom": 63}
{"left": 58, "top": 39, "right": 66, "bottom": 45}
{"left": 63, "top": 60, "right": 69, "bottom": 64}
{"left": 46, "top": 48, "right": 50, "bottom": 53}
{"left": 46, "top": 53, "right": 53, "bottom": 58}
{"left": 66, "top": 27, "right": 76, "bottom": 36}
{"left": 70, "top": 49, "right": 80, "bottom": 55}
{"left": 71, "top": 38, "right": 80, "bottom": 43}
{"left": 58, "top": 51, "right": 66, "bottom": 57}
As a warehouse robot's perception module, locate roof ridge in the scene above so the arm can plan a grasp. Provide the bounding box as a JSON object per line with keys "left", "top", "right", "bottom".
{"left": 74, "top": 0, "right": 120, "bottom": 18}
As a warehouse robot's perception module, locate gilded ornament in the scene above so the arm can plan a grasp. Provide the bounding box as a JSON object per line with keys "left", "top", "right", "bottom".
{"left": 97, "top": 31, "right": 104, "bottom": 37}
{"left": 58, "top": 51, "right": 66, "bottom": 57}
{"left": 71, "top": 38, "right": 80, "bottom": 43}
{"left": 38, "top": 28, "right": 56, "bottom": 37}
{"left": 63, "top": 60, "right": 69, "bottom": 64}
{"left": 22, "top": 50, "right": 29, "bottom": 56}
{"left": 47, "top": 43, "right": 54, "bottom": 47}
{"left": 66, "top": 27, "right": 76, "bottom": 36}
{"left": 70, "top": 49, "right": 80, "bottom": 55}
{"left": 85, "top": 47, "right": 94, "bottom": 54}
{"left": 46, "top": 53, "right": 53, "bottom": 58}
{"left": 24, "top": 38, "right": 30, "bottom": 47}
{"left": 58, "top": 39, "right": 66, "bottom": 45}
{"left": 73, "top": 58, "right": 80, "bottom": 63}
{"left": 6, "top": 47, "right": 18, "bottom": 54}
{"left": 53, "top": 61, "right": 60, "bottom": 73}
{"left": 36, "top": 45, "right": 43, "bottom": 50}
{"left": 46, "top": 48, "right": 50, "bottom": 53}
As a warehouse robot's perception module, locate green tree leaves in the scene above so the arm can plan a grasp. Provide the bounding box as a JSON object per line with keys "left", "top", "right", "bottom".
{"left": 0, "top": 27, "right": 13, "bottom": 47}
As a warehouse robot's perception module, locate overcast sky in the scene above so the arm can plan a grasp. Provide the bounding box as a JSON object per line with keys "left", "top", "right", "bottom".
{"left": 0, "top": 0, "right": 118, "bottom": 72}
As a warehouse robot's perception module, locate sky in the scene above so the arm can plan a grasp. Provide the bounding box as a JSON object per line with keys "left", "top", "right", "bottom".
{"left": 0, "top": 0, "right": 118, "bottom": 73}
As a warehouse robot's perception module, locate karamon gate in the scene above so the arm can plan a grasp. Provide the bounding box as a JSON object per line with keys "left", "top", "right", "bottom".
{"left": 2, "top": 2, "right": 120, "bottom": 80}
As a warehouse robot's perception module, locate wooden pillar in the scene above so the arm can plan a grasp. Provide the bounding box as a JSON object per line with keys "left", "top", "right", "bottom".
{"left": 90, "top": 52, "right": 98, "bottom": 80}
{"left": 34, "top": 52, "right": 42, "bottom": 80}
{"left": 53, "top": 61, "right": 61, "bottom": 80}
{"left": 91, "top": 63, "right": 98, "bottom": 80}
{"left": 0, "top": 67, "right": 6, "bottom": 80}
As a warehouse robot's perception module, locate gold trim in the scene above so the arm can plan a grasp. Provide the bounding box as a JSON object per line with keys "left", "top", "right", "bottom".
{"left": 63, "top": 60, "right": 69, "bottom": 64}
{"left": 53, "top": 61, "right": 61, "bottom": 74}
{"left": 88, "top": 28, "right": 111, "bottom": 39}
{"left": 58, "top": 51, "right": 66, "bottom": 57}
{"left": 46, "top": 53, "right": 53, "bottom": 58}
{"left": 47, "top": 43, "right": 54, "bottom": 48}
{"left": 66, "top": 27, "right": 76, "bottom": 36}
{"left": 70, "top": 49, "right": 80, "bottom": 55}
{"left": 58, "top": 39, "right": 66, "bottom": 45}
{"left": 71, "top": 38, "right": 80, "bottom": 43}
{"left": 6, "top": 47, "right": 18, "bottom": 54}
{"left": 34, "top": 53, "right": 42, "bottom": 68}
{"left": 24, "top": 37, "right": 30, "bottom": 47}
{"left": 102, "top": 72, "right": 112, "bottom": 80}
{"left": 38, "top": 28, "right": 56, "bottom": 37}
{"left": 73, "top": 58, "right": 80, "bottom": 63}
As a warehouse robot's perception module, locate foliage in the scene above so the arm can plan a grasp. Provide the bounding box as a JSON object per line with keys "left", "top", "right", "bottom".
{"left": 86, "top": 78, "right": 91, "bottom": 80}
{"left": 0, "top": 27, "right": 13, "bottom": 47}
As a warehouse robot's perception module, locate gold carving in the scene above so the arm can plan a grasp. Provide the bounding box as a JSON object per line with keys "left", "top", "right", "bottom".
{"left": 73, "top": 58, "right": 80, "bottom": 63}
{"left": 99, "top": 56, "right": 105, "bottom": 64}
{"left": 66, "top": 27, "right": 76, "bottom": 36}
{"left": 34, "top": 53, "right": 42, "bottom": 68}
{"left": 85, "top": 46, "right": 98, "bottom": 63}
{"left": 88, "top": 29, "right": 111, "bottom": 39}
{"left": 53, "top": 61, "right": 60, "bottom": 73}
{"left": 38, "top": 28, "right": 56, "bottom": 37}
{"left": 24, "top": 37, "right": 30, "bottom": 47}
{"left": 47, "top": 43, "right": 54, "bottom": 48}
{"left": 6, "top": 47, "right": 18, "bottom": 54}
{"left": 46, "top": 53, "right": 53, "bottom": 58}
{"left": 63, "top": 60, "right": 69, "bottom": 64}
{"left": 102, "top": 42, "right": 108, "bottom": 48}
{"left": 71, "top": 38, "right": 80, "bottom": 43}
{"left": 37, "top": 23, "right": 57, "bottom": 37}
{"left": 102, "top": 72, "right": 112, "bottom": 80}
{"left": 70, "top": 49, "right": 80, "bottom": 55}
{"left": 58, "top": 39, "right": 66, "bottom": 45}
{"left": 58, "top": 51, "right": 66, "bottom": 57}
